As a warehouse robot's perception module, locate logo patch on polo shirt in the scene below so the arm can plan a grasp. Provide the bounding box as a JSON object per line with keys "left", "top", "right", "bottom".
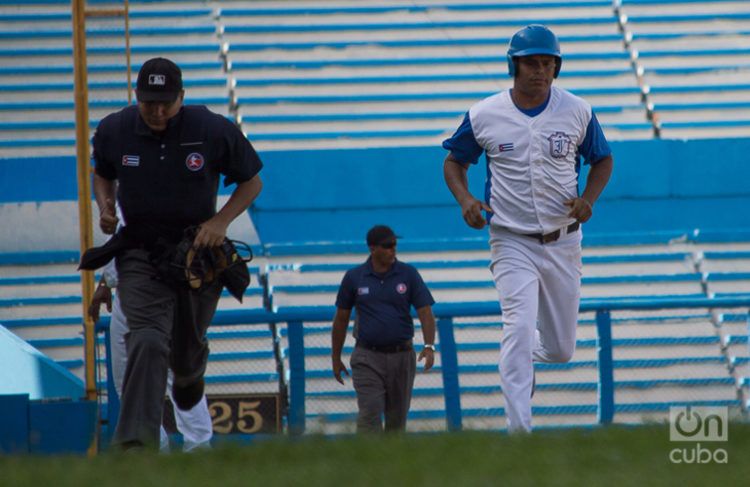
{"left": 396, "top": 283, "right": 407, "bottom": 294}
{"left": 122, "top": 155, "right": 140, "bottom": 167}
{"left": 185, "top": 152, "right": 205, "bottom": 171}
{"left": 357, "top": 287, "right": 369, "bottom": 295}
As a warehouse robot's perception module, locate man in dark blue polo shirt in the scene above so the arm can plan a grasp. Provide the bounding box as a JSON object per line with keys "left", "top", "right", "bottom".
{"left": 331, "top": 225, "right": 437, "bottom": 433}
{"left": 91, "top": 57, "right": 263, "bottom": 450}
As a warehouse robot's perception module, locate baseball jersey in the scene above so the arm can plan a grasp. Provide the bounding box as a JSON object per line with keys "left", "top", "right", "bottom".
{"left": 93, "top": 105, "right": 262, "bottom": 241}
{"left": 443, "top": 86, "right": 611, "bottom": 235}
{"left": 335, "top": 258, "right": 435, "bottom": 346}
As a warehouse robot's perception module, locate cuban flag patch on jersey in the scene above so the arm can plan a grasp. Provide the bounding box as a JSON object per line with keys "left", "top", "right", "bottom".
{"left": 122, "top": 155, "right": 140, "bottom": 167}
{"left": 185, "top": 152, "right": 205, "bottom": 171}
{"left": 498, "top": 142, "right": 514, "bottom": 152}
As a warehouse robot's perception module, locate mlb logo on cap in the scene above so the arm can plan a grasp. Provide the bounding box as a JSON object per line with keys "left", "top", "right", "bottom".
{"left": 148, "top": 74, "right": 166, "bottom": 86}
{"left": 136, "top": 57, "right": 183, "bottom": 102}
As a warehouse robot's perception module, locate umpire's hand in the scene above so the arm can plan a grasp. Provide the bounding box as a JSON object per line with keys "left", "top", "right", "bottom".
{"left": 99, "top": 198, "right": 118, "bottom": 235}
{"left": 332, "top": 357, "right": 349, "bottom": 385}
{"left": 88, "top": 283, "right": 112, "bottom": 322}
{"left": 194, "top": 217, "right": 229, "bottom": 248}
{"left": 418, "top": 348, "right": 434, "bottom": 371}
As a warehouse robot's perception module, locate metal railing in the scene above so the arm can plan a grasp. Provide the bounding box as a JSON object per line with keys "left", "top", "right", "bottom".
{"left": 96, "top": 295, "right": 750, "bottom": 437}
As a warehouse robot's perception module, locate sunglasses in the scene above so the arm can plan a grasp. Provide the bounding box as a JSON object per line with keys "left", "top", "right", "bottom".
{"left": 379, "top": 241, "right": 397, "bottom": 249}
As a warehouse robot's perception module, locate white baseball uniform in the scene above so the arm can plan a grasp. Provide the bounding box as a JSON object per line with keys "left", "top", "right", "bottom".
{"left": 443, "top": 86, "right": 611, "bottom": 432}
{"left": 102, "top": 260, "right": 213, "bottom": 451}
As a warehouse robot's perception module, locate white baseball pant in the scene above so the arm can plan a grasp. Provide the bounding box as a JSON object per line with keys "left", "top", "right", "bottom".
{"left": 110, "top": 294, "right": 213, "bottom": 452}
{"left": 489, "top": 225, "right": 582, "bottom": 433}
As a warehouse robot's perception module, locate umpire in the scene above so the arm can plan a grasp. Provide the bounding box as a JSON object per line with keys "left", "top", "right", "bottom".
{"left": 91, "top": 57, "right": 263, "bottom": 450}
{"left": 331, "top": 225, "right": 437, "bottom": 433}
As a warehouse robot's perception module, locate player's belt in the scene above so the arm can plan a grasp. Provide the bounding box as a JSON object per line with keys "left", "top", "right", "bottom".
{"left": 356, "top": 339, "right": 413, "bottom": 353}
{"left": 524, "top": 221, "right": 580, "bottom": 244}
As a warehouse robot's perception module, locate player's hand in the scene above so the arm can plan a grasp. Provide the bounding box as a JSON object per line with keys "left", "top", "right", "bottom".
{"left": 332, "top": 357, "right": 349, "bottom": 385}
{"left": 88, "top": 283, "right": 112, "bottom": 322}
{"left": 460, "top": 197, "right": 492, "bottom": 229}
{"left": 193, "top": 217, "right": 229, "bottom": 248}
{"left": 565, "top": 197, "right": 593, "bottom": 223}
{"left": 418, "top": 348, "right": 434, "bottom": 372}
{"left": 99, "top": 198, "right": 118, "bottom": 235}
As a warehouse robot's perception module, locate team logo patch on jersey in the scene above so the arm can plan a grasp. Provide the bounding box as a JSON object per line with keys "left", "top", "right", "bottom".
{"left": 396, "top": 283, "right": 407, "bottom": 294}
{"left": 122, "top": 155, "right": 140, "bottom": 167}
{"left": 185, "top": 152, "right": 205, "bottom": 171}
{"left": 357, "top": 287, "right": 369, "bottom": 295}
{"left": 547, "top": 131, "right": 573, "bottom": 159}
{"left": 498, "top": 142, "right": 514, "bottom": 152}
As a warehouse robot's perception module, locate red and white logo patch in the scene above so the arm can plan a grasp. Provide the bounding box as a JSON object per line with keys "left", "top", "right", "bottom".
{"left": 185, "top": 152, "right": 205, "bottom": 171}
{"left": 396, "top": 283, "right": 407, "bottom": 294}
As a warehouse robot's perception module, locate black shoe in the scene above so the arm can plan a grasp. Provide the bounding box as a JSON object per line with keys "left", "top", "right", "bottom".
{"left": 120, "top": 440, "right": 145, "bottom": 453}
{"left": 531, "top": 369, "right": 537, "bottom": 399}
{"left": 172, "top": 377, "right": 204, "bottom": 411}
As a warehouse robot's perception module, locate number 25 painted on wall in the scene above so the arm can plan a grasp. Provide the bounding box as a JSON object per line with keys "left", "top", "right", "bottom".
{"left": 207, "top": 394, "right": 281, "bottom": 434}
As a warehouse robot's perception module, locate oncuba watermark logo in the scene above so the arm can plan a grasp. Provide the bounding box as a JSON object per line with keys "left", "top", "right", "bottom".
{"left": 669, "top": 406, "right": 728, "bottom": 464}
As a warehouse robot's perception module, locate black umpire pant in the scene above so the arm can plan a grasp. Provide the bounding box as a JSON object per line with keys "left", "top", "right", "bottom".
{"left": 112, "top": 248, "right": 221, "bottom": 448}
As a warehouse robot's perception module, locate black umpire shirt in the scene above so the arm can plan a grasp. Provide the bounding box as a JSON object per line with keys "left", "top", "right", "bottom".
{"left": 93, "top": 105, "right": 262, "bottom": 240}
{"left": 335, "top": 258, "right": 435, "bottom": 346}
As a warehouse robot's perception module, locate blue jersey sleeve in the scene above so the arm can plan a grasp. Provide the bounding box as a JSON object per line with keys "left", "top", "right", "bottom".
{"left": 442, "top": 112, "right": 484, "bottom": 165}
{"left": 578, "top": 111, "right": 612, "bottom": 165}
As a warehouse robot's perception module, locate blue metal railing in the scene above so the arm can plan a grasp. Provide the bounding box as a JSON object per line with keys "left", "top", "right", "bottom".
{"left": 95, "top": 295, "right": 750, "bottom": 436}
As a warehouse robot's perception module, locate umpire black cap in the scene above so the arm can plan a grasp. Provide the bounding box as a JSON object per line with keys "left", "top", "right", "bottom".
{"left": 366, "top": 225, "right": 400, "bottom": 247}
{"left": 136, "top": 57, "right": 183, "bottom": 102}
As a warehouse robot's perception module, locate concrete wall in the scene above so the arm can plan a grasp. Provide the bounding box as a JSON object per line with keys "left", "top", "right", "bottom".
{"left": 253, "top": 138, "right": 750, "bottom": 247}
{"left": 2, "top": 137, "right": 750, "bottom": 253}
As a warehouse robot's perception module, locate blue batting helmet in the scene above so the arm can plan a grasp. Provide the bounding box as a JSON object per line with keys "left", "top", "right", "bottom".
{"left": 507, "top": 24, "right": 562, "bottom": 78}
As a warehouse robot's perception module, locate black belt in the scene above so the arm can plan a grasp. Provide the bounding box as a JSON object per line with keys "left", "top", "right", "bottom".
{"left": 356, "top": 340, "right": 413, "bottom": 353}
{"left": 524, "top": 221, "right": 580, "bottom": 244}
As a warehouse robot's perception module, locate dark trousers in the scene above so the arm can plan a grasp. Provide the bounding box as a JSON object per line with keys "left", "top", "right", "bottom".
{"left": 112, "top": 248, "right": 221, "bottom": 448}
{"left": 350, "top": 346, "right": 416, "bottom": 433}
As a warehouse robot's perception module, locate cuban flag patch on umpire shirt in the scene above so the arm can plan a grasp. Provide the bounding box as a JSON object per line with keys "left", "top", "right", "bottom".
{"left": 122, "top": 155, "right": 140, "bottom": 166}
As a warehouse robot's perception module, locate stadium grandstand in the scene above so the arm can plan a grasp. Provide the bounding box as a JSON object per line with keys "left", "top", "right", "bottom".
{"left": 1, "top": 0, "right": 750, "bottom": 453}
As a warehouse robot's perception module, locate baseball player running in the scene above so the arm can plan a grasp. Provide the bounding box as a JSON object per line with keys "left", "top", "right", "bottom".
{"left": 442, "top": 24, "right": 613, "bottom": 432}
